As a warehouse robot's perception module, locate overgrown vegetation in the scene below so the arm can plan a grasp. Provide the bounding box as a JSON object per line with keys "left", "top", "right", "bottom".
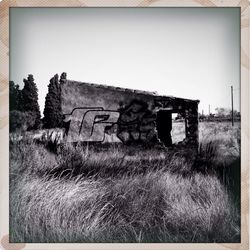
{"left": 9, "top": 75, "right": 41, "bottom": 131}
{"left": 43, "top": 73, "right": 64, "bottom": 129}
{"left": 9, "top": 73, "right": 66, "bottom": 132}
{"left": 9, "top": 122, "right": 240, "bottom": 243}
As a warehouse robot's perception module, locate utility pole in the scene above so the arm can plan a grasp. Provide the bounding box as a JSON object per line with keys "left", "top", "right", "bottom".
{"left": 231, "top": 85, "right": 234, "bottom": 126}
{"left": 208, "top": 105, "right": 210, "bottom": 115}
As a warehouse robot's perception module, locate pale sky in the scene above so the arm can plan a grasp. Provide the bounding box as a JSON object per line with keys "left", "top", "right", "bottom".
{"left": 10, "top": 7, "right": 240, "bottom": 116}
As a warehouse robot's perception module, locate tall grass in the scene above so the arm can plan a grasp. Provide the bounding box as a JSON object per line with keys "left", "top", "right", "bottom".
{"left": 9, "top": 122, "right": 240, "bottom": 243}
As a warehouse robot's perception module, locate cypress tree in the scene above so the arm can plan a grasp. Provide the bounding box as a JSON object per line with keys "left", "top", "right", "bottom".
{"left": 21, "top": 74, "right": 41, "bottom": 129}
{"left": 43, "top": 73, "right": 63, "bottom": 128}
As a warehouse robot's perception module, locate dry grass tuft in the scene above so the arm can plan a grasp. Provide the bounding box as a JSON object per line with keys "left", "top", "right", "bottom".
{"left": 9, "top": 121, "right": 240, "bottom": 243}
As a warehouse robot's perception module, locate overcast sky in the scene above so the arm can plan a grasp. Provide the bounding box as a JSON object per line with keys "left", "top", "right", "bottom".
{"left": 10, "top": 7, "right": 240, "bottom": 116}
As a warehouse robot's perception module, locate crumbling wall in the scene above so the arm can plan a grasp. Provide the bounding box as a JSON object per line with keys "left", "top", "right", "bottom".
{"left": 185, "top": 102, "right": 199, "bottom": 146}
{"left": 117, "top": 100, "right": 156, "bottom": 143}
{"left": 61, "top": 79, "right": 158, "bottom": 144}
{"left": 60, "top": 76, "right": 199, "bottom": 147}
{"left": 153, "top": 97, "right": 199, "bottom": 147}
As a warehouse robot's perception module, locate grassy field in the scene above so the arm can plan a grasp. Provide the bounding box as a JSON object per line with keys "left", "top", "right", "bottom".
{"left": 9, "top": 121, "right": 240, "bottom": 243}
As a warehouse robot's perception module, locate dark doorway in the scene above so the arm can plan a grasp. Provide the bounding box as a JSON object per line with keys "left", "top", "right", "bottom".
{"left": 156, "top": 110, "right": 172, "bottom": 146}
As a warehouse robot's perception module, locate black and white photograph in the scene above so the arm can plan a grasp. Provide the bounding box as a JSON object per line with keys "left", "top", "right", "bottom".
{"left": 7, "top": 5, "right": 242, "bottom": 244}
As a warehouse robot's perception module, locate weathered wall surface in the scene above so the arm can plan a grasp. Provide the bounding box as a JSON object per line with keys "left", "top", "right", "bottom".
{"left": 61, "top": 80, "right": 157, "bottom": 143}
{"left": 60, "top": 78, "right": 199, "bottom": 146}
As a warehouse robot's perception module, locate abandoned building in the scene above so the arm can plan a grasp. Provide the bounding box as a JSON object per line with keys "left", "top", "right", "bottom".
{"left": 60, "top": 73, "right": 199, "bottom": 147}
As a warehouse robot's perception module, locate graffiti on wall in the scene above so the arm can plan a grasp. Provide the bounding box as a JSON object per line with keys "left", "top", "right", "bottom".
{"left": 117, "top": 100, "right": 156, "bottom": 143}
{"left": 64, "top": 107, "right": 120, "bottom": 142}
{"left": 63, "top": 100, "right": 157, "bottom": 143}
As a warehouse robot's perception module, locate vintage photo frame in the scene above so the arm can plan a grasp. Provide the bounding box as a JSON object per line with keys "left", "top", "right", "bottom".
{"left": 0, "top": 0, "right": 249, "bottom": 249}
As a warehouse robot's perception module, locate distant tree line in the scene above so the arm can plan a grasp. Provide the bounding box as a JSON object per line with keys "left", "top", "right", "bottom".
{"left": 174, "top": 108, "right": 241, "bottom": 122}
{"left": 199, "top": 108, "right": 240, "bottom": 122}
{"left": 10, "top": 73, "right": 66, "bottom": 132}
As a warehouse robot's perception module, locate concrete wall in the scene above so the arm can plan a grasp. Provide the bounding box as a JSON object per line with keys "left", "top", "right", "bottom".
{"left": 60, "top": 75, "right": 199, "bottom": 147}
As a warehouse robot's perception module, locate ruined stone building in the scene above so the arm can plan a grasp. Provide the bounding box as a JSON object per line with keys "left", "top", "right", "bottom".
{"left": 60, "top": 73, "right": 199, "bottom": 148}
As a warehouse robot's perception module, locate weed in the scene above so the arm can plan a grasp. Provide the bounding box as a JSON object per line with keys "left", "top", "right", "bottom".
{"left": 9, "top": 121, "right": 240, "bottom": 243}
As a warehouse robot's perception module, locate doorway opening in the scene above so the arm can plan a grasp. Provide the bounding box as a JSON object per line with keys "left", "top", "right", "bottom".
{"left": 172, "top": 113, "right": 186, "bottom": 144}
{"left": 156, "top": 110, "right": 186, "bottom": 146}
{"left": 156, "top": 110, "right": 172, "bottom": 146}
